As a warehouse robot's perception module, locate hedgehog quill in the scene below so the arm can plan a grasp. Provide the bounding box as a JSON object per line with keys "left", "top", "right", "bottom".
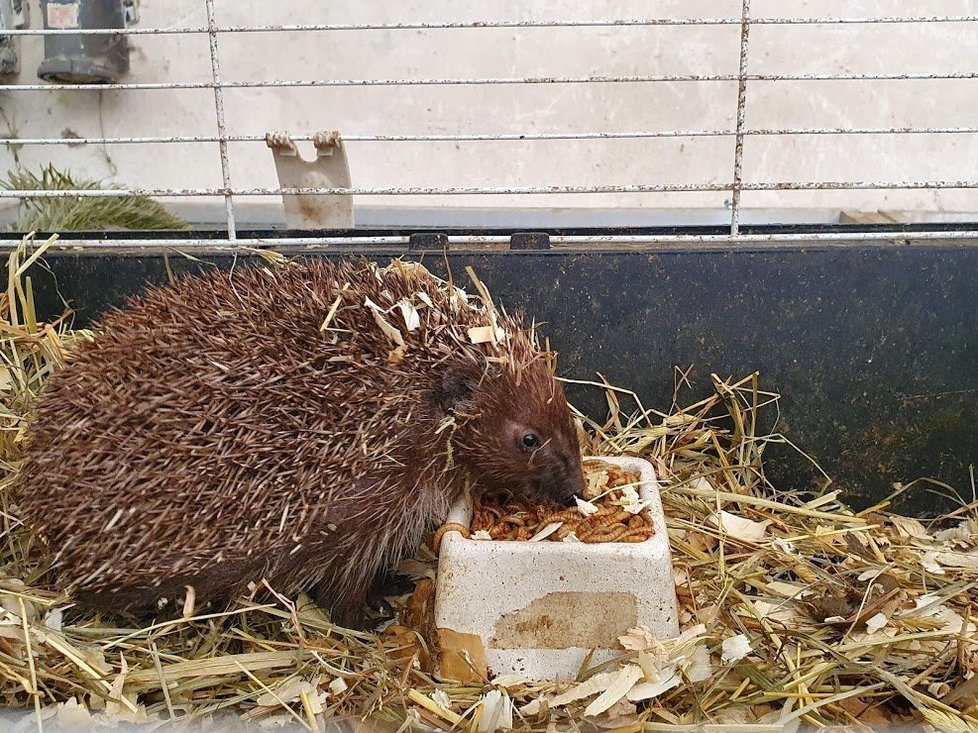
{"left": 14, "top": 258, "right": 585, "bottom": 627}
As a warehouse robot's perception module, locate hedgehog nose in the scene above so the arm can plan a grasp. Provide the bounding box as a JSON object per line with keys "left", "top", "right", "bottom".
{"left": 542, "top": 476, "right": 579, "bottom": 506}
{"left": 559, "top": 472, "right": 585, "bottom": 505}
{"left": 567, "top": 461, "right": 586, "bottom": 502}
{"left": 560, "top": 486, "right": 580, "bottom": 506}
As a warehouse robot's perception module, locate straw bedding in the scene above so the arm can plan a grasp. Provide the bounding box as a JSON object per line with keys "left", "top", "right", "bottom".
{"left": 0, "top": 236, "right": 975, "bottom": 731}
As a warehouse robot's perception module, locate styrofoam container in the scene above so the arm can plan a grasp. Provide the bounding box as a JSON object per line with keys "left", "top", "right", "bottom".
{"left": 434, "top": 456, "right": 679, "bottom": 682}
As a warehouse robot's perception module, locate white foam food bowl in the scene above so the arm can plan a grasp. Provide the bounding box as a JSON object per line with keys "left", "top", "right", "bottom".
{"left": 434, "top": 455, "right": 680, "bottom": 682}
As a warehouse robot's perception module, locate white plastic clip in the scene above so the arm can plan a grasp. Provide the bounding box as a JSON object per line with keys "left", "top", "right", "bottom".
{"left": 265, "top": 131, "right": 355, "bottom": 230}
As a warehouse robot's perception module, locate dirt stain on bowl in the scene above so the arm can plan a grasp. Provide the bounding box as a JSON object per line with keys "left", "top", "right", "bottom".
{"left": 489, "top": 592, "right": 638, "bottom": 649}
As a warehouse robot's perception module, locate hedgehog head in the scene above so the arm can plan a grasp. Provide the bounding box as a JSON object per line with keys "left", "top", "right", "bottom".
{"left": 436, "top": 351, "right": 585, "bottom": 505}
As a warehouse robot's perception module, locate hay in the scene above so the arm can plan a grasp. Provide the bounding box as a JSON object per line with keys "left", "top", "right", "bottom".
{"left": 0, "top": 237, "right": 975, "bottom": 731}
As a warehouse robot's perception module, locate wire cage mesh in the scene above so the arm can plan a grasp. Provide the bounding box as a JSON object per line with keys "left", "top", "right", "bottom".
{"left": 1, "top": 0, "right": 978, "bottom": 245}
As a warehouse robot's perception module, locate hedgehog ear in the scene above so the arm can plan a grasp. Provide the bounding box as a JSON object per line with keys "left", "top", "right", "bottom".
{"left": 433, "top": 363, "right": 480, "bottom": 415}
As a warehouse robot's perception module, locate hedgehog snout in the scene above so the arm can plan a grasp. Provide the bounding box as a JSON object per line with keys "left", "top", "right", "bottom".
{"left": 531, "top": 457, "right": 585, "bottom": 506}
{"left": 558, "top": 458, "right": 586, "bottom": 505}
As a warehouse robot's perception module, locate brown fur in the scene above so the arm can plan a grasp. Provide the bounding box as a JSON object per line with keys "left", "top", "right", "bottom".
{"left": 14, "top": 258, "right": 584, "bottom": 626}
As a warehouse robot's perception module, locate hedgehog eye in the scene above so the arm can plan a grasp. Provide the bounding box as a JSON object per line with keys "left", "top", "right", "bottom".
{"left": 520, "top": 432, "right": 541, "bottom": 451}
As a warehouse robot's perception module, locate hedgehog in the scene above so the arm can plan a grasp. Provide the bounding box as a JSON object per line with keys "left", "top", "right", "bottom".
{"left": 14, "top": 258, "right": 585, "bottom": 627}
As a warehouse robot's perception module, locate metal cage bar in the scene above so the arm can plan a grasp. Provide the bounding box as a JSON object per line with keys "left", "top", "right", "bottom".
{"left": 730, "top": 0, "right": 751, "bottom": 235}
{"left": 2, "top": 181, "right": 977, "bottom": 198}
{"left": 203, "top": 0, "right": 236, "bottom": 238}
{"left": 6, "top": 127, "right": 978, "bottom": 147}
{"left": 3, "top": 15, "right": 978, "bottom": 35}
{"left": 5, "top": 71, "right": 978, "bottom": 92}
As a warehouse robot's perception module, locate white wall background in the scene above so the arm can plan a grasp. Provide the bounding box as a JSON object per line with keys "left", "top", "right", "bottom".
{"left": 2, "top": 0, "right": 978, "bottom": 224}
